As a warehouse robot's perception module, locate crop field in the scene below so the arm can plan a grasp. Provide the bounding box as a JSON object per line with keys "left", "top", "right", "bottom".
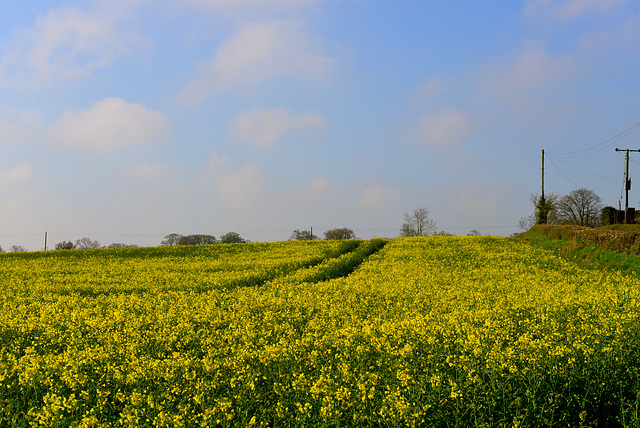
{"left": 2, "top": 237, "right": 640, "bottom": 427}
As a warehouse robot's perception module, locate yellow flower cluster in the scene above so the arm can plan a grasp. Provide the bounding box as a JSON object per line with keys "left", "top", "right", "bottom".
{"left": 1, "top": 237, "right": 640, "bottom": 426}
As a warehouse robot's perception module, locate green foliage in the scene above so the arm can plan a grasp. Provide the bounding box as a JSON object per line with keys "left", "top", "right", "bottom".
{"left": 177, "top": 234, "right": 217, "bottom": 246}
{"left": 531, "top": 192, "right": 560, "bottom": 225}
{"left": 536, "top": 194, "right": 549, "bottom": 224}
{"left": 601, "top": 206, "right": 617, "bottom": 226}
{"left": 275, "top": 239, "right": 387, "bottom": 283}
{"left": 219, "top": 232, "right": 246, "bottom": 244}
{"left": 598, "top": 224, "right": 640, "bottom": 232}
{"left": 55, "top": 241, "right": 76, "bottom": 250}
{"left": 324, "top": 227, "right": 356, "bottom": 240}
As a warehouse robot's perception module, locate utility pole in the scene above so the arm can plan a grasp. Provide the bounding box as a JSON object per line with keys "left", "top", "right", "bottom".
{"left": 541, "top": 149, "right": 545, "bottom": 198}
{"left": 615, "top": 148, "right": 640, "bottom": 223}
{"left": 44, "top": 231, "right": 47, "bottom": 251}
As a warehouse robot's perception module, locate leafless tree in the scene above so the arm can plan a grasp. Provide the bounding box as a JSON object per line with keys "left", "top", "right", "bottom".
{"left": 161, "top": 233, "right": 183, "bottom": 246}
{"left": 76, "top": 237, "right": 101, "bottom": 249}
{"left": 556, "top": 188, "right": 602, "bottom": 227}
{"left": 517, "top": 214, "right": 536, "bottom": 232}
{"left": 290, "top": 229, "right": 318, "bottom": 240}
{"left": 400, "top": 206, "right": 437, "bottom": 237}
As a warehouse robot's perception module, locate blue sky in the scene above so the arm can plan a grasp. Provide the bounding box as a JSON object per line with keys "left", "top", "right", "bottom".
{"left": 1, "top": 0, "right": 639, "bottom": 250}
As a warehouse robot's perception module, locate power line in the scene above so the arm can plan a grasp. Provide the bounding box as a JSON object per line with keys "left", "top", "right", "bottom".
{"left": 545, "top": 156, "right": 580, "bottom": 188}
{"left": 545, "top": 153, "right": 619, "bottom": 183}
{"left": 547, "top": 119, "right": 640, "bottom": 158}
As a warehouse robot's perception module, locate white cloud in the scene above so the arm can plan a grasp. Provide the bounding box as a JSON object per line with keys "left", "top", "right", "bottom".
{"left": 481, "top": 41, "right": 577, "bottom": 103}
{"left": 180, "top": 19, "right": 337, "bottom": 102}
{"left": 355, "top": 184, "right": 402, "bottom": 211}
{"left": 0, "top": 8, "right": 147, "bottom": 87}
{"left": 231, "top": 107, "right": 327, "bottom": 147}
{"left": 127, "top": 162, "right": 176, "bottom": 181}
{"left": 0, "top": 162, "right": 33, "bottom": 187}
{"left": 412, "top": 109, "right": 474, "bottom": 148}
{"left": 524, "top": 0, "right": 628, "bottom": 19}
{"left": 50, "top": 98, "right": 169, "bottom": 152}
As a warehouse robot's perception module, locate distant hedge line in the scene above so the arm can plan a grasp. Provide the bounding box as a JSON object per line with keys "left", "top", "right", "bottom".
{"left": 522, "top": 224, "right": 640, "bottom": 254}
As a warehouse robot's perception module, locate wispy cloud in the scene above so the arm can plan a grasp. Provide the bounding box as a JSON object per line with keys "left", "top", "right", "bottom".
{"left": 230, "top": 107, "right": 327, "bottom": 147}
{"left": 49, "top": 98, "right": 169, "bottom": 153}
{"left": 126, "top": 162, "right": 177, "bottom": 181}
{"left": 481, "top": 41, "right": 577, "bottom": 104}
{"left": 355, "top": 184, "right": 402, "bottom": 211}
{"left": 179, "top": 19, "right": 337, "bottom": 102}
{"left": 412, "top": 109, "right": 474, "bottom": 148}
{"left": 0, "top": 8, "right": 148, "bottom": 88}
{"left": 177, "top": 0, "right": 320, "bottom": 17}
{"left": 413, "top": 76, "right": 450, "bottom": 102}
{"left": 0, "top": 162, "right": 33, "bottom": 187}
{"left": 0, "top": 110, "right": 43, "bottom": 145}
{"left": 215, "top": 163, "right": 266, "bottom": 209}
{"left": 195, "top": 151, "right": 266, "bottom": 209}
{"left": 524, "top": 0, "right": 629, "bottom": 19}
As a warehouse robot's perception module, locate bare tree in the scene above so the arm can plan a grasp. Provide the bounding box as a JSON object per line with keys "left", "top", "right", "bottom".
{"left": 517, "top": 214, "right": 536, "bottom": 232}
{"left": 108, "top": 243, "right": 138, "bottom": 248}
{"left": 290, "top": 229, "right": 318, "bottom": 241}
{"left": 10, "top": 245, "right": 26, "bottom": 252}
{"left": 161, "top": 233, "right": 183, "bottom": 246}
{"left": 556, "top": 188, "right": 602, "bottom": 227}
{"left": 76, "top": 237, "right": 101, "bottom": 249}
{"left": 400, "top": 206, "right": 437, "bottom": 237}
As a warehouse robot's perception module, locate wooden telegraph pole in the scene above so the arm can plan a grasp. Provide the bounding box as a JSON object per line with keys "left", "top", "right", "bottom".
{"left": 615, "top": 148, "right": 640, "bottom": 223}
{"left": 541, "top": 149, "right": 545, "bottom": 199}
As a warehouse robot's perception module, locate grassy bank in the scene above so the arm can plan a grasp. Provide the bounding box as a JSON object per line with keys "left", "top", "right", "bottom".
{"left": 520, "top": 225, "right": 640, "bottom": 275}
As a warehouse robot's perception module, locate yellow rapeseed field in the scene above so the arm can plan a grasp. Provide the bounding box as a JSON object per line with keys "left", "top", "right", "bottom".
{"left": 1, "top": 237, "right": 640, "bottom": 427}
